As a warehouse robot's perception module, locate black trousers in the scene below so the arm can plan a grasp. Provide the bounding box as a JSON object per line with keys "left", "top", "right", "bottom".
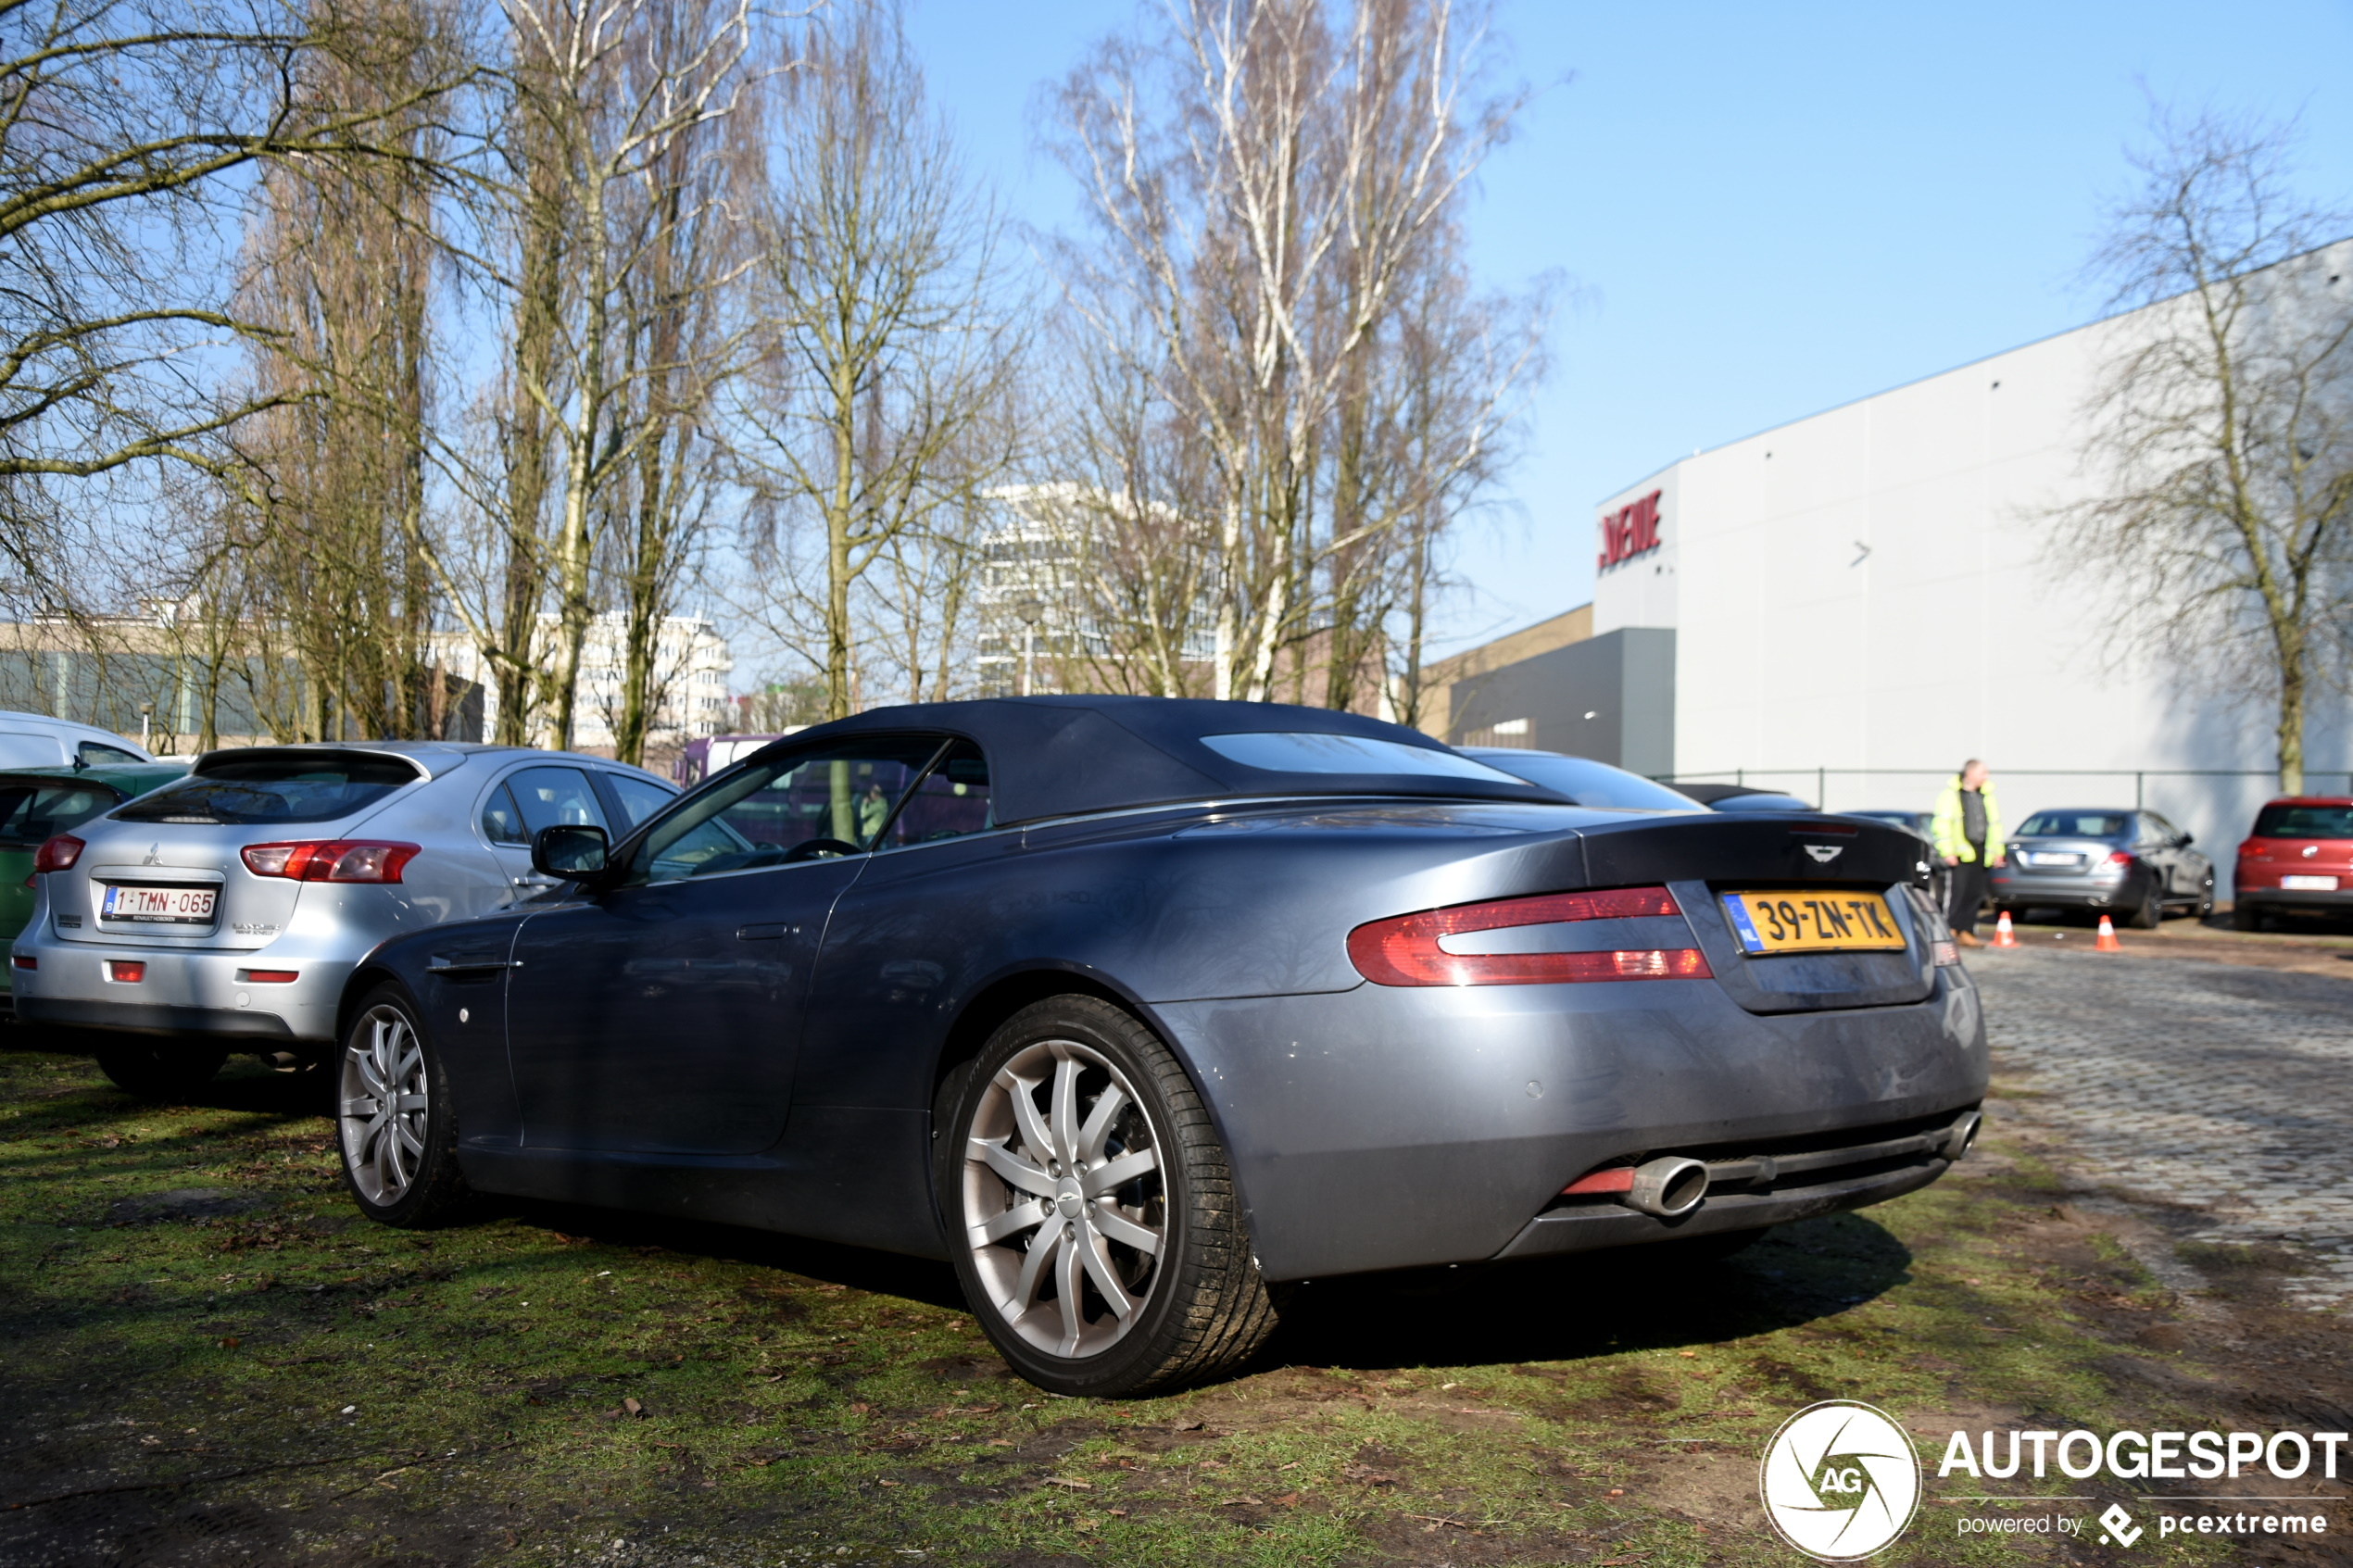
{"left": 1946, "top": 858, "right": 1989, "bottom": 935}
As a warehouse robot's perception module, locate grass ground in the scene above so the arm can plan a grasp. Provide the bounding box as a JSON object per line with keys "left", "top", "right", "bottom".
{"left": 0, "top": 1027, "right": 2341, "bottom": 1568}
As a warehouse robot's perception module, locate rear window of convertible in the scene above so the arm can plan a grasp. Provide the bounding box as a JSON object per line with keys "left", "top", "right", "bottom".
{"left": 114, "top": 757, "right": 420, "bottom": 825}
{"left": 1201, "top": 732, "right": 1530, "bottom": 784}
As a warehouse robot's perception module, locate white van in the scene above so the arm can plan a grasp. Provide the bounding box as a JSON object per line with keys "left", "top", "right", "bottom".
{"left": 0, "top": 712, "right": 157, "bottom": 770}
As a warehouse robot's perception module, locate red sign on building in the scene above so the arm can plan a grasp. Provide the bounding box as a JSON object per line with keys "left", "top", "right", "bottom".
{"left": 1598, "top": 489, "right": 1663, "bottom": 571}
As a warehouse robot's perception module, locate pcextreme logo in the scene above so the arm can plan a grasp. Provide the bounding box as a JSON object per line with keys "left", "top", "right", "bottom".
{"left": 1759, "top": 1401, "right": 1922, "bottom": 1561}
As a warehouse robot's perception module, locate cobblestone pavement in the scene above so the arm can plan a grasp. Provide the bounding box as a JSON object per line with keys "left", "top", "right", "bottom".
{"left": 1972, "top": 945, "right": 2353, "bottom": 1311}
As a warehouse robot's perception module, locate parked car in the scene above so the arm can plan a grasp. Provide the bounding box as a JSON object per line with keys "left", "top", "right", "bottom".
{"left": 10, "top": 742, "right": 675, "bottom": 1096}
{"left": 1, "top": 762, "right": 189, "bottom": 1013}
{"left": 0, "top": 711, "right": 155, "bottom": 770}
{"left": 2232, "top": 797, "right": 2353, "bottom": 931}
{"left": 1987, "top": 808, "right": 2214, "bottom": 928}
{"left": 1669, "top": 782, "right": 1818, "bottom": 812}
{"left": 1453, "top": 746, "right": 1706, "bottom": 810}
{"left": 315, "top": 697, "right": 1985, "bottom": 1399}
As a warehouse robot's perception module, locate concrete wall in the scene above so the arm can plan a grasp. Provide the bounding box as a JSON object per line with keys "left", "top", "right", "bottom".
{"left": 1442, "top": 627, "right": 1676, "bottom": 777}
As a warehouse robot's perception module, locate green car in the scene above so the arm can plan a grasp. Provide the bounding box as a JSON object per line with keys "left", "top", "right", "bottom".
{"left": 1, "top": 763, "right": 189, "bottom": 1010}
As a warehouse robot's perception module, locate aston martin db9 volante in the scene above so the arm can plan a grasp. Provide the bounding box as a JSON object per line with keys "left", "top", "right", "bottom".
{"left": 322, "top": 698, "right": 1986, "bottom": 1397}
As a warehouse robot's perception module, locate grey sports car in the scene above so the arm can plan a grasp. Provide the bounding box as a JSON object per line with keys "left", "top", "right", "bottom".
{"left": 316, "top": 698, "right": 1986, "bottom": 1398}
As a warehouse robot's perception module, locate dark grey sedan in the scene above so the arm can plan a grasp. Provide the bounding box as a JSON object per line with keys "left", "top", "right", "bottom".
{"left": 318, "top": 699, "right": 1986, "bottom": 1398}
{"left": 1988, "top": 808, "right": 2216, "bottom": 928}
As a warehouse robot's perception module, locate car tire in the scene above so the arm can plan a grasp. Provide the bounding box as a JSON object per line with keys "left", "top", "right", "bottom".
{"left": 2231, "top": 902, "right": 2262, "bottom": 933}
{"left": 94, "top": 1043, "right": 227, "bottom": 1102}
{"left": 336, "top": 985, "right": 472, "bottom": 1228}
{"left": 2130, "top": 879, "right": 2166, "bottom": 930}
{"left": 938, "top": 995, "right": 1280, "bottom": 1398}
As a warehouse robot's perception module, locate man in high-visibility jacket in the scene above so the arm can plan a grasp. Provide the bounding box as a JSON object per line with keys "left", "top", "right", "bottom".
{"left": 1931, "top": 759, "right": 2006, "bottom": 946}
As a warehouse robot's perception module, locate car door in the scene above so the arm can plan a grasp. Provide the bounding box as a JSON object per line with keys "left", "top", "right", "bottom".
{"left": 2147, "top": 810, "right": 2208, "bottom": 897}
{"left": 501, "top": 734, "right": 952, "bottom": 1157}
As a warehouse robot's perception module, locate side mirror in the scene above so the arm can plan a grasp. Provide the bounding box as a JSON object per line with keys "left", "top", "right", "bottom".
{"left": 532, "top": 823, "right": 609, "bottom": 880}
{"left": 2177, "top": 833, "right": 2195, "bottom": 847}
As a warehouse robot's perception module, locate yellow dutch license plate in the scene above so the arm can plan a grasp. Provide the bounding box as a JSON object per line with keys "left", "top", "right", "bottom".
{"left": 1719, "top": 889, "right": 1906, "bottom": 954}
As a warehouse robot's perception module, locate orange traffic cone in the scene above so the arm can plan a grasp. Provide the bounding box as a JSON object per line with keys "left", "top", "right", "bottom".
{"left": 1993, "top": 910, "right": 2017, "bottom": 947}
{"left": 2095, "top": 914, "right": 2122, "bottom": 952}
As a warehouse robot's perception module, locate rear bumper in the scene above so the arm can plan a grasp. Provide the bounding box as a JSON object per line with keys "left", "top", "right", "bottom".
{"left": 1495, "top": 1116, "right": 1967, "bottom": 1259}
{"left": 2235, "top": 886, "right": 2353, "bottom": 910}
{"left": 1987, "top": 872, "right": 2135, "bottom": 907}
{"left": 13, "top": 997, "right": 295, "bottom": 1038}
{"left": 6, "top": 934, "right": 349, "bottom": 1042}
{"left": 1151, "top": 964, "right": 1988, "bottom": 1282}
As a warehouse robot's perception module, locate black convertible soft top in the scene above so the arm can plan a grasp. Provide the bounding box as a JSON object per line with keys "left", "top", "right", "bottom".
{"left": 761, "top": 696, "right": 1565, "bottom": 826}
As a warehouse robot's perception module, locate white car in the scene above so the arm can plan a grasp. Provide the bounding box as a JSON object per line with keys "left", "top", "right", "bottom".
{"left": 0, "top": 711, "right": 155, "bottom": 770}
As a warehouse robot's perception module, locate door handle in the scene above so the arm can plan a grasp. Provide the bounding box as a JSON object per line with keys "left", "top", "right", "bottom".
{"left": 736, "top": 922, "right": 794, "bottom": 941}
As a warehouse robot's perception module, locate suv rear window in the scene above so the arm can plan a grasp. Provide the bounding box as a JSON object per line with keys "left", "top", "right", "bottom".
{"left": 0, "top": 779, "right": 122, "bottom": 846}
{"left": 2252, "top": 804, "right": 2353, "bottom": 839}
{"left": 114, "top": 755, "right": 419, "bottom": 825}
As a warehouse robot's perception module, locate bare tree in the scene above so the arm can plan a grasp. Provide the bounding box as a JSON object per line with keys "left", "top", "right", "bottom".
{"left": 598, "top": 6, "right": 763, "bottom": 764}
{"left": 229, "top": 0, "right": 457, "bottom": 742}
{"left": 489, "top": 0, "right": 757, "bottom": 750}
{"left": 1047, "top": 0, "right": 1529, "bottom": 703}
{"left": 737, "top": 0, "right": 1020, "bottom": 722}
{"left": 0, "top": 0, "right": 476, "bottom": 604}
{"left": 2061, "top": 105, "right": 2353, "bottom": 794}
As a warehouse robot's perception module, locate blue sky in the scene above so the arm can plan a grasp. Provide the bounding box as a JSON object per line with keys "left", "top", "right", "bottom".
{"left": 905, "top": 0, "right": 2353, "bottom": 657}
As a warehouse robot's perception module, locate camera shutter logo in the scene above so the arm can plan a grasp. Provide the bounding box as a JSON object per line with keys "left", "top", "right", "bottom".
{"left": 1758, "top": 1400, "right": 1921, "bottom": 1561}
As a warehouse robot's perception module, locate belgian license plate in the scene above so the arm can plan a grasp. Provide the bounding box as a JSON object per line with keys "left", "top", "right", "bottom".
{"left": 102, "top": 884, "right": 217, "bottom": 923}
{"left": 1720, "top": 890, "right": 1906, "bottom": 954}
{"left": 2281, "top": 874, "right": 2339, "bottom": 891}
{"left": 2023, "top": 851, "right": 2081, "bottom": 867}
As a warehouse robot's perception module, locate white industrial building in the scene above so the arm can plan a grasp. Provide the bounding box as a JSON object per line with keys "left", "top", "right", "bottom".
{"left": 1438, "top": 240, "right": 2352, "bottom": 895}
{"left": 429, "top": 613, "right": 734, "bottom": 755}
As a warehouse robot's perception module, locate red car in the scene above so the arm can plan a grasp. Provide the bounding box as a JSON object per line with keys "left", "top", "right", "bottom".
{"left": 2233, "top": 797, "right": 2353, "bottom": 930}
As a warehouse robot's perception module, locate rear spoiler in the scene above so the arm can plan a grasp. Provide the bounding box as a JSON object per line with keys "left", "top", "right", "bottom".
{"left": 192, "top": 746, "right": 439, "bottom": 781}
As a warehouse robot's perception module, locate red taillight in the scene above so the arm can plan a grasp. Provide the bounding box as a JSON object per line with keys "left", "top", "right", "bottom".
{"left": 2106, "top": 850, "right": 2133, "bottom": 866}
{"left": 241, "top": 841, "right": 421, "bottom": 884}
{"left": 106, "top": 960, "right": 145, "bottom": 983}
{"left": 238, "top": 969, "right": 299, "bottom": 984}
{"left": 32, "top": 834, "right": 83, "bottom": 873}
{"left": 10, "top": 954, "right": 33, "bottom": 971}
{"left": 1346, "top": 886, "right": 1711, "bottom": 987}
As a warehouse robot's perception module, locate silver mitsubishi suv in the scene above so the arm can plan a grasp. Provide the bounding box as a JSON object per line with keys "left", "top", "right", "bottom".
{"left": 9, "top": 742, "right": 673, "bottom": 1097}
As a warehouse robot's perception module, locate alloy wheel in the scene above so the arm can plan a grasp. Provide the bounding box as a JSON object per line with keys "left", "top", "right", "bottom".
{"left": 340, "top": 1003, "right": 431, "bottom": 1207}
{"left": 960, "top": 1037, "right": 1166, "bottom": 1359}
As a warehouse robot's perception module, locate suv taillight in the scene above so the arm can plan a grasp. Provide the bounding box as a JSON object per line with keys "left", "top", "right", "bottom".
{"left": 32, "top": 834, "right": 83, "bottom": 873}
{"left": 1347, "top": 885, "right": 1711, "bottom": 986}
{"left": 241, "top": 841, "right": 421, "bottom": 884}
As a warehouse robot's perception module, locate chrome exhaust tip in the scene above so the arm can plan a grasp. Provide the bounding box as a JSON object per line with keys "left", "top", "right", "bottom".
{"left": 1620, "top": 1155, "right": 1710, "bottom": 1219}
{"left": 1939, "top": 1110, "right": 1983, "bottom": 1161}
